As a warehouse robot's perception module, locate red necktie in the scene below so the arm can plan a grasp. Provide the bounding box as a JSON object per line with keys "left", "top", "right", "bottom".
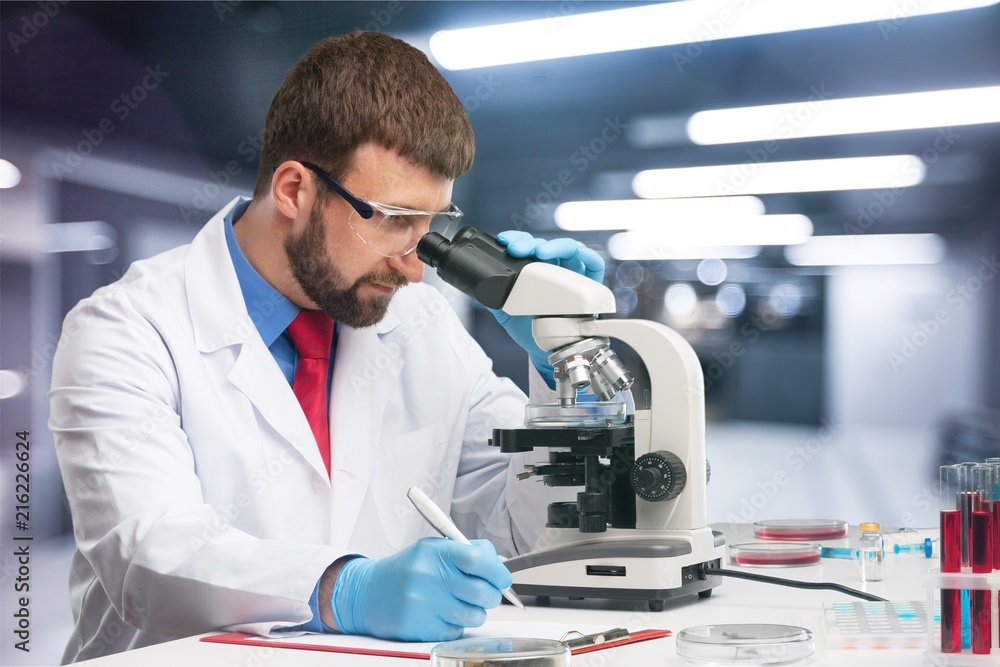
{"left": 287, "top": 311, "right": 335, "bottom": 476}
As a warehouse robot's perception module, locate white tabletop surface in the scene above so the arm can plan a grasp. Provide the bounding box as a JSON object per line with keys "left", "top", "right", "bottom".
{"left": 77, "top": 524, "right": 946, "bottom": 666}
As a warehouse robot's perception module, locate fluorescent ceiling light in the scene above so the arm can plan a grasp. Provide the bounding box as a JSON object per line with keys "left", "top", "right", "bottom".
{"left": 429, "top": 1, "right": 998, "bottom": 70}
{"left": 0, "top": 158, "right": 21, "bottom": 188}
{"left": 609, "top": 237, "right": 762, "bottom": 262}
{"left": 554, "top": 196, "right": 764, "bottom": 231}
{"left": 608, "top": 214, "right": 813, "bottom": 261}
{"left": 688, "top": 86, "right": 1000, "bottom": 144}
{"left": 785, "top": 233, "right": 946, "bottom": 266}
{"left": 633, "top": 155, "right": 925, "bottom": 198}
{"left": 45, "top": 221, "right": 117, "bottom": 253}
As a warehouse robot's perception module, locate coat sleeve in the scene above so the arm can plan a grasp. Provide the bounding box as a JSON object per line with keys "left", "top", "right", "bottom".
{"left": 438, "top": 308, "right": 574, "bottom": 558}
{"left": 49, "top": 288, "right": 344, "bottom": 641}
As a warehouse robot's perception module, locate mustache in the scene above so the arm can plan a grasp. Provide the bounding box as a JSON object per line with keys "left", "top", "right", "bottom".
{"left": 357, "top": 271, "right": 409, "bottom": 289}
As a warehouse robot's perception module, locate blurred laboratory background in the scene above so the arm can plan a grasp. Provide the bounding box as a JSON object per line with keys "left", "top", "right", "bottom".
{"left": 1, "top": 2, "right": 999, "bottom": 664}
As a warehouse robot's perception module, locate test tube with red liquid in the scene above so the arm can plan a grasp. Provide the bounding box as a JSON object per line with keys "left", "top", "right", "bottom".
{"left": 939, "top": 465, "right": 964, "bottom": 653}
{"left": 970, "top": 464, "right": 994, "bottom": 655}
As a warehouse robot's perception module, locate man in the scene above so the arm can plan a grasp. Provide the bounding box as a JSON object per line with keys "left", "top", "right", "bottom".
{"left": 49, "top": 31, "right": 604, "bottom": 662}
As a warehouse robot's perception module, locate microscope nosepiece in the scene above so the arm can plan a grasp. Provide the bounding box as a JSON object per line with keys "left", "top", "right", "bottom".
{"left": 592, "top": 347, "right": 634, "bottom": 396}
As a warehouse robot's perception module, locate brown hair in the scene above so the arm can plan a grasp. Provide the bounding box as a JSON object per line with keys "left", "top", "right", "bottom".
{"left": 253, "top": 31, "right": 475, "bottom": 200}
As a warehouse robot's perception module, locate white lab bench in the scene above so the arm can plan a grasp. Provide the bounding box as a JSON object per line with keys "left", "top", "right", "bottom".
{"left": 76, "top": 524, "right": 943, "bottom": 666}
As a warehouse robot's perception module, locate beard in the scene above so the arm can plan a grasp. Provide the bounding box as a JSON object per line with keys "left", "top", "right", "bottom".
{"left": 284, "top": 202, "right": 408, "bottom": 328}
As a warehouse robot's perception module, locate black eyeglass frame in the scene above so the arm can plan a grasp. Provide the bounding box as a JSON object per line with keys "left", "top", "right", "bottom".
{"left": 299, "top": 161, "right": 463, "bottom": 222}
{"left": 300, "top": 161, "right": 376, "bottom": 220}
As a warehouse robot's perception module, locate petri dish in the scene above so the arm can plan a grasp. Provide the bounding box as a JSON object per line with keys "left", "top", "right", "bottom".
{"left": 729, "top": 542, "right": 821, "bottom": 567}
{"left": 430, "top": 637, "right": 570, "bottom": 667}
{"left": 754, "top": 519, "right": 848, "bottom": 541}
{"left": 524, "top": 401, "right": 627, "bottom": 428}
{"left": 677, "top": 624, "right": 815, "bottom": 665}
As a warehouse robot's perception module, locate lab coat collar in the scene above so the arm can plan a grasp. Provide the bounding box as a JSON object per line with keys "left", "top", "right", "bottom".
{"left": 186, "top": 197, "right": 257, "bottom": 354}
{"left": 185, "top": 198, "right": 328, "bottom": 478}
{"left": 185, "top": 198, "right": 410, "bottom": 487}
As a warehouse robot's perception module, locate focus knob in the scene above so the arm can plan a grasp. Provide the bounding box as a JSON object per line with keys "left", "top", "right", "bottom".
{"left": 631, "top": 451, "right": 686, "bottom": 502}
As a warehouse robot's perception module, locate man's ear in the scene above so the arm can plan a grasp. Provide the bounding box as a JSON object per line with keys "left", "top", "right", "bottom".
{"left": 271, "top": 161, "right": 313, "bottom": 221}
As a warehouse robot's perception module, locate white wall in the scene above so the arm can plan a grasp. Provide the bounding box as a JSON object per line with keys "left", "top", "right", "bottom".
{"left": 826, "top": 254, "right": 988, "bottom": 429}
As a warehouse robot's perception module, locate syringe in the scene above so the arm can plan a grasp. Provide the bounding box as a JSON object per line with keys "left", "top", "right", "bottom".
{"left": 821, "top": 547, "right": 859, "bottom": 560}
{"left": 893, "top": 538, "right": 934, "bottom": 558}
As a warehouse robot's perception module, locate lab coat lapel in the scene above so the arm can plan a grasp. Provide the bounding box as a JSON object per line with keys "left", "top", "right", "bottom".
{"left": 185, "top": 198, "right": 328, "bottom": 480}
{"left": 328, "top": 312, "right": 403, "bottom": 544}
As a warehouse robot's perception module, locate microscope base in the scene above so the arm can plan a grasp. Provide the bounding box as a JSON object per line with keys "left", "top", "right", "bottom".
{"left": 506, "top": 531, "right": 725, "bottom": 611}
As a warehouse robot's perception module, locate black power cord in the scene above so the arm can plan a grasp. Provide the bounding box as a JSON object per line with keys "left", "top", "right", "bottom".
{"left": 699, "top": 563, "right": 888, "bottom": 602}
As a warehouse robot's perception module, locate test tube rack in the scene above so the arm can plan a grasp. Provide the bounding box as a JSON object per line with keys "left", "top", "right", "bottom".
{"left": 923, "top": 570, "right": 1000, "bottom": 665}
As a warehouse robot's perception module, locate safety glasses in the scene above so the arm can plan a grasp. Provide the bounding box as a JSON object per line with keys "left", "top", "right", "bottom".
{"left": 300, "top": 161, "right": 463, "bottom": 258}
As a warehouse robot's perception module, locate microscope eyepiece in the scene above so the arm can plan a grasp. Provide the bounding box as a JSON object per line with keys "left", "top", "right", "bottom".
{"left": 415, "top": 231, "right": 452, "bottom": 268}
{"left": 416, "top": 227, "right": 535, "bottom": 310}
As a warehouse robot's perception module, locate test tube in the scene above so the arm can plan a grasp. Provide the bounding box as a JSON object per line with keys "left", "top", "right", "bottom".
{"left": 940, "top": 465, "right": 963, "bottom": 653}
{"left": 988, "top": 460, "right": 1000, "bottom": 571}
{"left": 971, "top": 465, "right": 994, "bottom": 654}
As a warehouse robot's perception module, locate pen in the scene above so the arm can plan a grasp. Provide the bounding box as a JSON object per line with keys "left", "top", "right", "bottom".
{"left": 406, "top": 486, "right": 525, "bottom": 610}
{"left": 562, "top": 627, "right": 630, "bottom": 648}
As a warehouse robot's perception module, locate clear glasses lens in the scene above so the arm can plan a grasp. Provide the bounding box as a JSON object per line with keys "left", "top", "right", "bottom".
{"left": 346, "top": 211, "right": 428, "bottom": 258}
{"left": 348, "top": 207, "right": 462, "bottom": 258}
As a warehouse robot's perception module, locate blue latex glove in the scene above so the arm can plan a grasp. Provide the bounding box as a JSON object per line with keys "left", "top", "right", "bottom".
{"left": 493, "top": 231, "right": 606, "bottom": 387}
{"left": 331, "top": 537, "right": 512, "bottom": 641}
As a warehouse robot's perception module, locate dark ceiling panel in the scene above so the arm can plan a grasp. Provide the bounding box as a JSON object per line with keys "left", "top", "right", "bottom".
{"left": 2, "top": 0, "right": 998, "bottom": 243}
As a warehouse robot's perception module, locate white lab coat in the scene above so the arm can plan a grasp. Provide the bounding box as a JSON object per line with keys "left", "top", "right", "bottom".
{"left": 49, "top": 199, "right": 554, "bottom": 663}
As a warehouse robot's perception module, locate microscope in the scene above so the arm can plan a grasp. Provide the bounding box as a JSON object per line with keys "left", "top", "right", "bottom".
{"left": 418, "top": 228, "right": 724, "bottom": 611}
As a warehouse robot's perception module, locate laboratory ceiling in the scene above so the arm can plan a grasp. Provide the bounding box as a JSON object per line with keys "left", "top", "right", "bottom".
{"left": 2, "top": 1, "right": 999, "bottom": 250}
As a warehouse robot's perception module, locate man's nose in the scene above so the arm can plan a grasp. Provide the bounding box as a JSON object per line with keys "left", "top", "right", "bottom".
{"left": 389, "top": 249, "right": 425, "bottom": 284}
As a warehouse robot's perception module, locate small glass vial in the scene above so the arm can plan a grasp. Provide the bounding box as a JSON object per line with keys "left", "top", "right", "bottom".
{"left": 858, "top": 522, "right": 884, "bottom": 582}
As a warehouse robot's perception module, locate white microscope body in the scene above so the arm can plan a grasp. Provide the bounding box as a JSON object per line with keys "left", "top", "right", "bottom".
{"left": 418, "top": 228, "right": 724, "bottom": 609}
{"left": 500, "top": 262, "right": 725, "bottom": 608}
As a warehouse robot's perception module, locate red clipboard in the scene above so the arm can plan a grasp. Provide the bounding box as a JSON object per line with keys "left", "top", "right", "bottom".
{"left": 202, "top": 628, "right": 671, "bottom": 660}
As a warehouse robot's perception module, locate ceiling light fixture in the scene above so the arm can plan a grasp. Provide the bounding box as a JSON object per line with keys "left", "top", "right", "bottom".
{"left": 0, "top": 159, "right": 22, "bottom": 188}
{"left": 688, "top": 86, "right": 1000, "bottom": 145}
{"left": 633, "top": 155, "right": 925, "bottom": 198}
{"left": 554, "top": 196, "right": 765, "bottom": 231}
{"left": 429, "top": 1, "right": 998, "bottom": 70}
{"left": 609, "top": 238, "right": 762, "bottom": 262}
{"left": 607, "top": 213, "right": 812, "bottom": 260}
{"left": 784, "top": 233, "right": 946, "bottom": 266}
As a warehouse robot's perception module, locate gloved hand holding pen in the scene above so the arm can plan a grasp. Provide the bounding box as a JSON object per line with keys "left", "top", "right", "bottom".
{"left": 331, "top": 537, "right": 513, "bottom": 641}
{"left": 491, "top": 230, "right": 606, "bottom": 388}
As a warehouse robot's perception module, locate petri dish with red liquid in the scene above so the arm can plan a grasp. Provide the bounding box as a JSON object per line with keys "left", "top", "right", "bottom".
{"left": 729, "top": 542, "right": 822, "bottom": 567}
{"left": 754, "top": 519, "right": 848, "bottom": 541}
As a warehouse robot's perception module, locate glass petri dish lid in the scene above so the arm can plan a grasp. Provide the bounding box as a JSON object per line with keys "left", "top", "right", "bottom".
{"left": 728, "top": 542, "right": 821, "bottom": 567}
{"left": 754, "top": 518, "right": 848, "bottom": 541}
{"left": 524, "top": 401, "right": 627, "bottom": 428}
{"left": 430, "top": 637, "right": 570, "bottom": 667}
{"left": 677, "top": 624, "right": 815, "bottom": 665}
